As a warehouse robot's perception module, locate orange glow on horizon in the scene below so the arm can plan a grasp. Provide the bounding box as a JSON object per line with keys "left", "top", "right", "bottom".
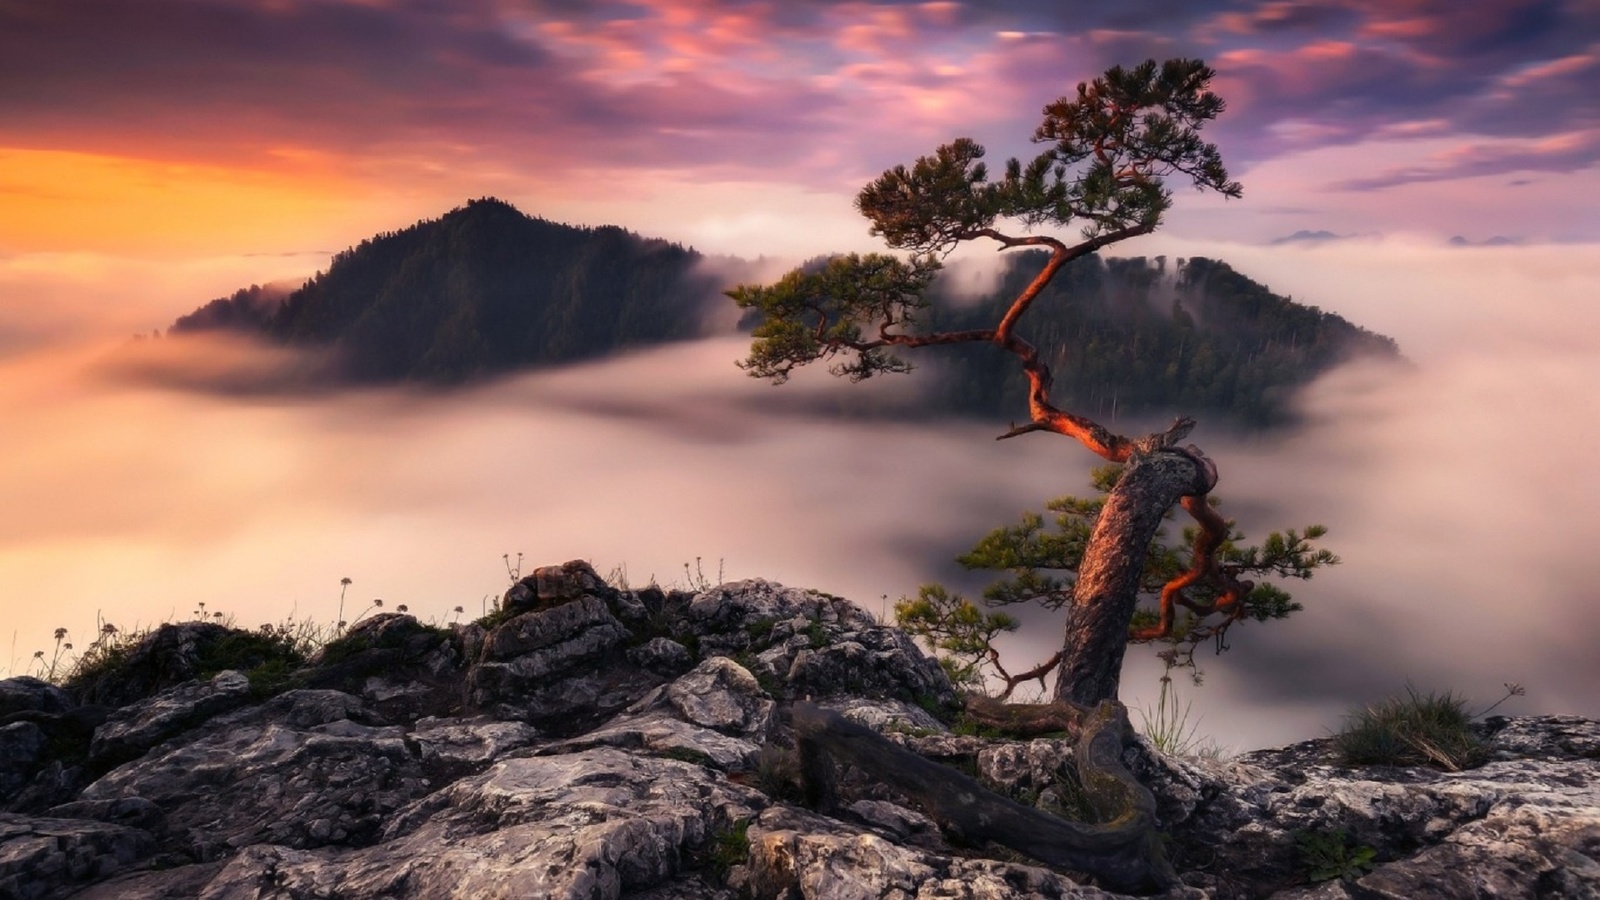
{"left": 0, "top": 147, "right": 371, "bottom": 256}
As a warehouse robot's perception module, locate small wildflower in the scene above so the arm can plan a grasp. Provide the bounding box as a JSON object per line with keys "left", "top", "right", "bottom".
{"left": 54, "top": 627, "right": 68, "bottom": 641}
{"left": 396, "top": 604, "right": 409, "bottom": 613}
{"left": 372, "top": 599, "right": 383, "bottom": 608}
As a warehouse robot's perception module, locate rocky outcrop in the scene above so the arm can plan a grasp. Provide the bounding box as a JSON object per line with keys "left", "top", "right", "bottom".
{"left": 0, "top": 562, "right": 1595, "bottom": 899}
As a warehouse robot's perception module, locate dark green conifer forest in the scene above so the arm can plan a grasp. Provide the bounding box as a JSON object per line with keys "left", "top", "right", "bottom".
{"left": 173, "top": 198, "right": 715, "bottom": 384}
{"left": 170, "top": 198, "right": 1398, "bottom": 426}
{"left": 921, "top": 252, "right": 1398, "bottom": 426}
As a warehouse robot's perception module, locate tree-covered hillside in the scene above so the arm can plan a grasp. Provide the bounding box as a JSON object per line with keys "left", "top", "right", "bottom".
{"left": 169, "top": 199, "right": 1398, "bottom": 425}
{"left": 172, "top": 198, "right": 716, "bottom": 384}
{"left": 919, "top": 252, "right": 1399, "bottom": 426}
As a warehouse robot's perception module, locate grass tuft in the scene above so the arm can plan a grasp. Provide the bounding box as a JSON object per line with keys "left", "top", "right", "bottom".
{"left": 1334, "top": 686, "right": 1488, "bottom": 770}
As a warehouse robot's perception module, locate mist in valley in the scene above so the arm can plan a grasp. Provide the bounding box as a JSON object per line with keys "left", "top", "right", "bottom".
{"left": 1, "top": 239, "right": 1597, "bottom": 752}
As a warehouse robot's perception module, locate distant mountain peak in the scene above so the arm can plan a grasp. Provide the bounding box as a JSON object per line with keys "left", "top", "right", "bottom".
{"left": 1269, "top": 229, "right": 1348, "bottom": 246}
{"left": 170, "top": 199, "right": 717, "bottom": 385}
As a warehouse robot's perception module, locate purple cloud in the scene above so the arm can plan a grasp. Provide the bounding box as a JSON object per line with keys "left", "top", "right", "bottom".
{"left": 1, "top": 0, "right": 1596, "bottom": 203}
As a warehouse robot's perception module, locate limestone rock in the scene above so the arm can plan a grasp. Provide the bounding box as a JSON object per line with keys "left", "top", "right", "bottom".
{"left": 628, "top": 636, "right": 696, "bottom": 677}
{"left": 465, "top": 595, "right": 652, "bottom": 733}
{"left": 662, "top": 657, "right": 776, "bottom": 738}
{"left": 66, "top": 623, "right": 237, "bottom": 707}
{"left": 0, "top": 677, "right": 73, "bottom": 720}
{"left": 88, "top": 669, "right": 253, "bottom": 765}
{"left": 0, "top": 813, "right": 154, "bottom": 900}
{"left": 302, "top": 614, "right": 463, "bottom": 720}
{"left": 738, "top": 805, "right": 1133, "bottom": 899}
{"left": 77, "top": 689, "right": 427, "bottom": 859}
{"left": 0, "top": 678, "right": 107, "bottom": 813}
{"left": 0, "top": 722, "right": 47, "bottom": 801}
{"left": 501, "top": 559, "right": 609, "bottom": 613}
{"left": 2, "top": 570, "right": 1596, "bottom": 899}
{"left": 686, "top": 579, "right": 958, "bottom": 710}
{"left": 195, "top": 748, "right": 765, "bottom": 900}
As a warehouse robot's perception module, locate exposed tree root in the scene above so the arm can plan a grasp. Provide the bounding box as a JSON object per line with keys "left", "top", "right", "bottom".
{"left": 791, "top": 700, "right": 1176, "bottom": 895}
{"left": 962, "top": 694, "right": 1088, "bottom": 738}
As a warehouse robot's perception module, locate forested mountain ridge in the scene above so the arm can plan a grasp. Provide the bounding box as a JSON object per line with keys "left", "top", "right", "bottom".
{"left": 168, "top": 198, "right": 1399, "bottom": 424}
{"left": 920, "top": 252, "right": 1400, "bottom": 426}
{"left": 171, "top": 197, "right": 715, "bottom": 383}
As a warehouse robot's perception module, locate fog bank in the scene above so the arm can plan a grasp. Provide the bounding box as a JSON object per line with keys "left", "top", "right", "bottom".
{"left": 2, "top": 240, "right": 1597, "bottom": 751}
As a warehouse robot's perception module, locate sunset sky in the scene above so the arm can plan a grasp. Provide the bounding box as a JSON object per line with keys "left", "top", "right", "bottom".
{"left": 2, "top": 1, "right": 1599, "bottom": 746}
{"left": 4, "top": 0, "right": 1598, "bottom": 270}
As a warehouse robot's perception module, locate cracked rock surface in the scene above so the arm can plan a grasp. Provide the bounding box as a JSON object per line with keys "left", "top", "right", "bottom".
{"left": 1, "top": 565, "right": 1596, "bottom": 899}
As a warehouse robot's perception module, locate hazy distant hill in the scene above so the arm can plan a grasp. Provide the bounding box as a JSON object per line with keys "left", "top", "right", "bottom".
{"left": 170, "top": 198, "right": 1399, "bottom": 425}
{"left": 172, "top": 198, "right": 716, "bottom": 383}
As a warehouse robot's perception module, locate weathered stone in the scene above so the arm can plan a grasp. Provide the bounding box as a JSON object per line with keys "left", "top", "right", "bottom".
{"left": 541, "top": 658, "right": 776, "bottom": 771}
{"left": 302, "top": 614, "right": 464, "bottom": 720}
{"left": 0, "top": 813, "right": 155, "bottom": 900}
{"left": 687, "top": 580, "right": 877, "bottom": 657}
{"left": 55, "top": 861, "right": 225, "bottom": 899}
{"left": 684, "top": 580, "right": 958, "bottom": 711}
{"left": 89, "top": 669, "right": 252, "bottom": 765}
{"left": 466, "top": 595, "right": 652, "bottom": 731}
{"left": 846, "top": 798, "right": 944, "bottom": 849}
{"left": 663, "top": 657, "right": 775, "bottom": 738}
{"left": 409, "top": 717, "right": 542, "bottom": 768}
{"left": 628, "top": 636, "right": 695, "bottom": 676}
{"left": 0, "top": 677, "right": 73, "bottom": 720}
{"left": 502, "top": 559, "right": 609, "bottom": 613}
{"left": 4, "top": 761, "right": 93, "bottom": 817}
{"left": 66, "top": 622, "right": 236, "bottom": 707}
{"left": 197, "top": 748, "right": 764, "bottom": 899}
{"left": 738, "top": 805, "right": 1138, "bottom": 900}
{"left": 1132, "top": 717, "right": 1600, "bottom": 897}
{"left": 45, "top": 796, "right": 165, "bottom": 832}
{"left": 546, "top": 711, "right": 764, "bottom": 772}
{"left": 0, "top": 722, "right": 48, "bottom": 801}
{"left": 783, "top": 625, "right": 955, "bottom": 706}
{"left": 826, "top": 696, "right": 949, "bottom": 735}
{"left": 3, "top": 570, "right": 1596, "bottom": 900}
{"left": 78, "top": 690, "right": 427, "bottom": 859}
{"left": 478, "top": 595, "right": 626, "bottom": 663}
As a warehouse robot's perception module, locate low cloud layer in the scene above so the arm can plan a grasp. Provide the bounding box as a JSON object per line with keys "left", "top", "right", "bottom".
{"left": 2, "top": 240, "right": 1597, "bottom": 752}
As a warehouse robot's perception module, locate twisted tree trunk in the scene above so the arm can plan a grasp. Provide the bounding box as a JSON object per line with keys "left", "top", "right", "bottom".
{"left": 1055, "top": 448, "right": 1214, "bottom": 706}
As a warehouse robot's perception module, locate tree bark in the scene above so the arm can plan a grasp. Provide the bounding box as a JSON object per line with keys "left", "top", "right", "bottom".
{"left": 1054, "top": 449, "right": 1212, "bottom": 706}
{"left": 962, "top": 695, "right": 1087, "bottom": 738}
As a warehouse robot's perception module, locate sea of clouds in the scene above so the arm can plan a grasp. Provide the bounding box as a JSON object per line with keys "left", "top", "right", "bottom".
{"left": 2, "top": 238, "right": 1596, "bottom": 751}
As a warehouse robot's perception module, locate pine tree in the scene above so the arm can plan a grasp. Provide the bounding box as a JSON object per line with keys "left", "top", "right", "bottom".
{"left": 731, "top": 58, "right": 1313, "bottom": 709}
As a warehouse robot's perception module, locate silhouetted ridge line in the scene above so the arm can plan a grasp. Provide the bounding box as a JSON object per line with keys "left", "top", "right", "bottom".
{"left": 171, "top": 197, "right": 715, "bottom": 385}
